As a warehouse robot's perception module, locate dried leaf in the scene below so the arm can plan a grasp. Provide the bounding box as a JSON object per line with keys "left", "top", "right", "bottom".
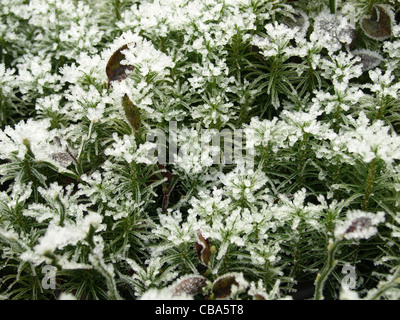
{"left": 106, "top": 44, "right": 135, "bottom": 88}
{"left": 159, "top": 164, "right": 174, "bottom": 183}
{"left": 212, "top": 274, "right": 239, "bottom": 299}
{"left": 172, "top": 275, "right": 207, "bottom": 296}
{"left": 160, "top": 164, "right": 175, "bottom": 213}
{"left": 254, "top": 294, "right": 267, "bottom": 300}
{"left": 122, "top": 94, "right": 141, "bottom": 132}
{"left": 212, "top": 273, "right": 248, "bottom": 299}
{"left": 361, "top": 5, "right": 393, "bottom": 41}
{"left": 195, "top": 230, "right": 211, "bottom": 266}
{"left": 352, "top": 49, "right": 383, "bottom": 72}
{"left": 51, "top": 152, "right": 72, "bottom": 167}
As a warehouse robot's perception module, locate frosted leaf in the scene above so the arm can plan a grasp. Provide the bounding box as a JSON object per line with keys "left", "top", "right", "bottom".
{"left": 212, "top": 272, "right": 248, "bottom": 299}
{"left": 15, "top": 54, "right": 62, "bottom": 97}
{"left": 352, "top": 49, "right": 383, "bottom": 72}
{"left": 51, "top": 152, "right": 73, "bottom": 167}
{"left": 252, "top": 22, "right": 300, "bottom": 59}
{"left": 58, "top": 292, "right": 77, "bottom": 300}
{"left": 119, "top": 35, "right": 174, "bottom": 77}
{"left": 0, "top": 63, "right": 17, "bottom": 96}
{"left": 189, "top": 187, "right": 232, "bottom": 220}
{"left": 216, "top": 241, "right": 230, "bottom": 261}
{"left": 219, "top": 165, "right": 271, "bottom": 205}
{"left": 361, "top": 5, "right": 393, "bottom": 41}
{"left": 365, "top": 68, "right": 400, "bottom": 99}
{"left": 106, "top": 43, "right": 135, "bottom": 89}
{"left": 283, "top": 9, "right": 309, "bottom": 38}
{"left": 152, "top": 210, "right": 198, "bottom": 248}
{"left": 335, "top": 112, "right": 400, "bottom": 165}
{"left": 310, "top": 12, "right": 356, "bottom": 52}
{"left": 10, "top": 182, "right": 32, "bottom": 206}
{"left": 0, "top": 119, "right": 74, "bottom": 170}
{"left": 140, "top": 287, "right": 193, "bottom": 300}
{"left": 34, "top": 212, "right": 103, "bottom": 255}
{"left": 334, "top": 210, "right": 385, "bottom": 240}
{"left": 248, "top": 280, "right": 290, "bottom": 300}
{"left": 171, "top": 275, "right": 207, "bottom": 296}
{"left": 122, "top": 94, "right": 141, "bottom": 132}
{"left": 195, "top": 229, "right": 211, "bottom": 266}
{"left": 105, "top": 134, "right": 158, "bottom": 165}
{"left": 339, "top": 287, "right": 360, "bottom": 300}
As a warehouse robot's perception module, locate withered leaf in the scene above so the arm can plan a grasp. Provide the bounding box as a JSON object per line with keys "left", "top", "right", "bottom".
{"left": 160, "top": 164, "right": 175, "bottom": 213}
{"left": 51, "top": 152, "right": 72, "bottom": 167}
{"left": 172, "top": 275, "right": 207, "bottom": 296}
{"left": 352, "top": 49, "right": 383, "bottom": 72}
{"left": 106, "top": 44, "right": 135, "bottom": 89}
{"left": 345, "top": 217, "right": 372, "bottom": 235}
{"left": 122, "top": 94, "right": 141, "bottom": 132}
{"left": 212, "top": 274, "right": 239, "bottom": 299}
{"left": 158, "top": 164, "right": 174, "bottom": 183}
{"left": 361, "top": 5, "right": 393, "bottom": 41}
{"left": 195, "top": 230, "right": 211, "bottom": 266}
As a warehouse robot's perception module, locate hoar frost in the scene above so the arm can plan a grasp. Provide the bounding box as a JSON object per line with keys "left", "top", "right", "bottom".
{"left": 1, "top": 0, "right": 400, "bottom": 301}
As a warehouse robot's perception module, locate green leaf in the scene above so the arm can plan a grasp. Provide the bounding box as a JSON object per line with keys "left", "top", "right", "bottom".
{"left": 106, "top": 44, "right": 135, "bottom": 88}
{"left": 122, "top": 94, "right": 141, "bottom": 132}
{"left": 361, "top": 5, "right": 393, "bottom": 41}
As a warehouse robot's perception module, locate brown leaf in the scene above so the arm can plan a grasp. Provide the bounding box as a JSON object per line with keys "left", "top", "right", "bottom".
{"left": 122, "top": 94, "right": 141, "bottom": 132}
{"left": 158, "top": 164, "right": 174, "bottom": 183}
{"left": 172, "top": 275, "right": 207, "bottom": 296}
{"left": 160, "top": 165, "right": 176, "bottom": 213}
{"left": 361, "top": 5, "right": 393, "bottom": 41}
{"left": 106, "top": 44, "right": 135, "bottom": 88}
{"left": 195, "top": 230, "right": 211, "bottom": 266}
{"left": 212, "top": 274, "right": 239, "bottom": 299}
{"left": 51, "top": 152, "right": 73, "bottom": 167}
{"left": 352, "top": 49, "right": 383, "bottom": 72}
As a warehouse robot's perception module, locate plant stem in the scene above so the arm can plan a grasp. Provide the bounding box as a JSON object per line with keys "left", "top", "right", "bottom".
{"left": 329, "top": 0, "right": 336, "bottom": 14}
{"left": 22, "top": 141, "right": 40, "bottom": 201}
{"left": 333, "top": 104, "right": 341, "bottom": 133}
{"left": 0, "top": 87, "right": 6, "bottom": 128}
{"left": 375, "top": 98, "right": 386, "bottom": 121}
{"left": 113, "top": 0, "right": 121, "bottom": 21}
{"left": 55, "top": 195, "right": 66, "bottom": 227}
{"left": 314, "top": 240, "right": 340, "bottom": 300}
{"left": 298, "top": 132, "right": 307, "bottom": 188}
{"left": 160, "top": 37, "right": 166, "bottom": 52}
{"left": 367, "top": 0, "right": 376, "bottom": 14}
{"left": 332, "top": 159, "right": 341, "bottom": 199}
{"left": 362, "top": 158, "right": 377, "bottom": 211}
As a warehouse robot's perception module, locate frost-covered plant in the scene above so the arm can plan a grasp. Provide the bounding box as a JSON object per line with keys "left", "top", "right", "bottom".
{"left": 1, "top": 0, "right": 400, "bottom": 301}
